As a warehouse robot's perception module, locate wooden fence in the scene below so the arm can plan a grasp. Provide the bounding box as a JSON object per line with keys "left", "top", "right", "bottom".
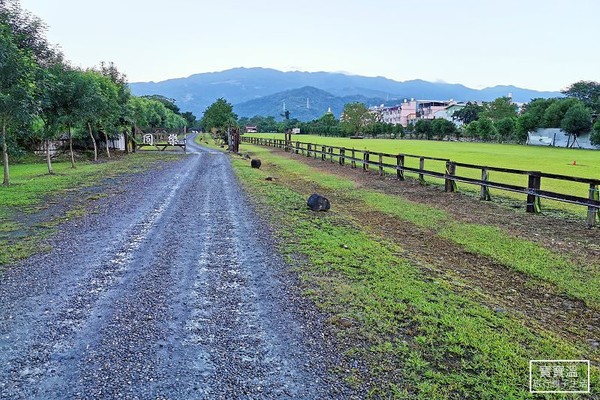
{"left": 241, "top": 137, "right": 600, "bottom": 227}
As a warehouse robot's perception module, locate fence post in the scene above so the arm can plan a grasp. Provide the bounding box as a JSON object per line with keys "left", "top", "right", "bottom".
{"left": 329, "top": 147, "right": 334, "bottom": 163}
{"left": 351, "top": 149, "right": 356, "bottom": 168}
{"left": 526, "top": 172, "right": 542, "bottom": 213}
{"left": 587, "top": 184, "right": 599, "bottom": 227}
{"left": 480, "top": 168, "right": 491, "bottom": 201}
{"left": 363, "top": 151, "right": 370, "bottom": 171}
{"left": 307, "top": 143, "right": 312, "bottom": 157}
{"left": 295, "top": 141, "right": 300, "bottom": 154}
{"left": 340, "top": 148, "right": 345, "bottom": 165}
{"left": 419, "top": 157, "right": 425, "bottom": 183}
{"left": 378, "top": 154, "right": 384, "bottom": 176}
{"left": 397, "top": 154, "right": 405, "bottom": 181}
{"left": 445, "top": 161, "right": 457, "bottom": 192}
{"left": 321, "top": 146, "right": 326, "bottom": 160}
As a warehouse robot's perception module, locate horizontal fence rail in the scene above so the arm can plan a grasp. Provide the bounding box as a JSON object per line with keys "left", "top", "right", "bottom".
{"left": 241, "top": 137, "right": 600, "bottom": 227}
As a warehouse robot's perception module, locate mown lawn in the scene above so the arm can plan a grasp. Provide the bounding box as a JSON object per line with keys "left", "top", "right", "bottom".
{"left": 231, "top": 142, "right": 599, "bottom": 399}
{"left": 245, "top": 133, "right": 600, "bottom": 215}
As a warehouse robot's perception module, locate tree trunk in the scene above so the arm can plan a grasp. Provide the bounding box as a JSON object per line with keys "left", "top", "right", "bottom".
{"left": 2, "top": 121, "right": 9, "bottom": 187}
{"left": 88, "top": 122, "right": 98, "bottom": 161}
{"left": 69, "top": 125, "right": 76, "bottom": 169}
{"left": 104, "top": 130, "right": 111, "bottom": 158}
{"left": 123, "top": 130, "right": 129, "bottom": 154}
{"left": 46, "top": 139, "right": 54, "bottom": 175}
{"left": 132, "top": 126, "right": 136, "bottom": 153}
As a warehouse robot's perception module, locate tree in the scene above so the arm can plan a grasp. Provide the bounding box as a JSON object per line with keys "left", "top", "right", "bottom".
{"left": 318, "top": 111, "right": 337, "bottom": 128}
{"left": 99, "top": 62, "right": 131, "bottom": 154}
{"left": 493, "top": 117, "right": 516, "bottom": 143}
{"left": 43, "top": 67, "right": 109, "bottom": 165}
{"left": 181, "top": 111, "right": 197, "bottom": 129}
{"left": 0, "top": 0, "right": 59, "bottom": 67}
{"left": 393, "top": 123, "right": 405, "bottom": 139}
{"left": 476, "top": 117, "right": 496, "bottom": 141}
{"left": 141, "top": 94, "right": 180, "bottom": 115}
{"left": 482, "top": 97, "right": 517, "bottom": 121}
{"left": 414, "top": 119, "right": 433, "bottom": 139}
{"left": 340, "top": 102, "right": 374, "bottom": 136}
{"left": 562, "top": 81, "right": 600, "bottom": 113}
{"left": 514, "top": 114, "right": 535, "bottom": 143}
{"left": 431, "top": 119, "right": 456, "bottom": 140}
{"left": 1, "top": 0, "right": 59, "bottom": 185}
{"left": 591, "top": 120, "right": 600, "bottom": 147}
{"left": 200, "top": 98, "right": 237, "bottom": 143}
{"left": 0, "top": 24, "right": 38, "bottom": 186}
{"left": 452, "top": 102, "right": 483, "bottom": 124}
{"left": 38, "top": 61, "right": 70, "bottom": 174}
{"left": 464, "top": 121, "right": 479, "bottom": 139}
{"left": 542, "top": 98, "right": 582, "bottom": 128}
{"left": 560, "top": 104, "right": 592, "bottom": 147}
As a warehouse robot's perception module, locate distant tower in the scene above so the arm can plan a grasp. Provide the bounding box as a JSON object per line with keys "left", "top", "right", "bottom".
{"left": 327, "top": 107, "right": 332, "bottom": 114}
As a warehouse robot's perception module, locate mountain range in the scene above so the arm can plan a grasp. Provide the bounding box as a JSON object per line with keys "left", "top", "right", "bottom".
{"left": 129, "top": 67, "right": 562, "bottom": 121}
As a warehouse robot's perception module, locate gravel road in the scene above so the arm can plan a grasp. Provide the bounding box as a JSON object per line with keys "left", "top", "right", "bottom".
{"left": 0, "top": 139, "right": 347, "bottom": 399}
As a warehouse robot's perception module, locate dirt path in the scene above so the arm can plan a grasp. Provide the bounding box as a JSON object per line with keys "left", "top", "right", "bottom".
{"left": 0, "top": 140, "right": 348, "bottom": 399}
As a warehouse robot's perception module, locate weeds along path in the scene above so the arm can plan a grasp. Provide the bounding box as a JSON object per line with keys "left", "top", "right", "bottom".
{"left": 0, "top": 139, "right": 345, "bottom": 399}
{"left": 239, "top": 145, "right": 600, "bottom": 357}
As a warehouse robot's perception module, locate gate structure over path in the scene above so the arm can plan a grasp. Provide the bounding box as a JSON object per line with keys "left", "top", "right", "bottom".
{"left": 136, "top": 128, "right": 187, "bottom": 152}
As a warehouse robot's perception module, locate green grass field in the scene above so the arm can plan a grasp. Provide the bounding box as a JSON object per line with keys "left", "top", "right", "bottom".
{"left": 231, "top": 143, "right": 599, "bottom": 398}
{"left": 246, "top": 133, "right": 600, "bottom": 215}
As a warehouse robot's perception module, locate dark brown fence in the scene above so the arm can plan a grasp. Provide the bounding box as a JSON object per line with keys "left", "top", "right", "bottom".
{"left": 241, "top": 137, "right": 600, "bottom": 227}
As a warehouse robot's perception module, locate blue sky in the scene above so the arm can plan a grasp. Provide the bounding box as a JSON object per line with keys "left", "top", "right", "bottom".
{"left": 19, "top": 0, "right": 600, "bottom": 91}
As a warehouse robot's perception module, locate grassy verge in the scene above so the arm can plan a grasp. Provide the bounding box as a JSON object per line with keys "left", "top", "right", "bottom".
{"left": 193, "top": 133, "right": 226, "bottom": 151}
{"left": 230, "top": 144, "right": 599, "bottom": 398}
{"left": 0, "top": 152, "right": 182, "bottom": 267}
{"left": 240, "top": 145, "right": 600, "bottom": 309}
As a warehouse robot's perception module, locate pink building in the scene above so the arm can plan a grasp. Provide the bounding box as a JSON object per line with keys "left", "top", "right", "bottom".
{"left": 371, "top": 99, "right": 458, "bottom": 127}
{"left": 399, "top": 99, "right": 418, "bottom": 127}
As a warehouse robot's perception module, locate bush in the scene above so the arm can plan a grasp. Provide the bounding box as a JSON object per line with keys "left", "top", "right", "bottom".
{"left": 591, "top": 120, "right": 600, "bottom": 146}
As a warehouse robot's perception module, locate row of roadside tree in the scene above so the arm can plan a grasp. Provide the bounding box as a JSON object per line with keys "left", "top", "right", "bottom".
{"left": 1, "top": 0, "right": 197, "bottom": 186}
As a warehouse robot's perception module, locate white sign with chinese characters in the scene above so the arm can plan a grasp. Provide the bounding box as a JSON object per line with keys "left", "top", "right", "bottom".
{"left": 143, "top": 134, "right": 154, "bottom": 146}
{"left": 168, "top": 134, "right": 179, "bottom": 146}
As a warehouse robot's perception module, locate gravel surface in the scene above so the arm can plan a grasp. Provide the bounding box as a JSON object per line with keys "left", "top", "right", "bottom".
{"left": 0, "top": 139, "right": 349, "bottom": 399}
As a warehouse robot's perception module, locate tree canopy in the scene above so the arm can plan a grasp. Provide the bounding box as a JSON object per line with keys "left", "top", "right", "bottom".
{"left": 340, "top": 102, "right": 374, "bottom": 136}
{"left": 560, "top": 104, "right": 592, "bottom": 147}
{"left": 201, "top": 98, "right": 237, "bottom": 142}
{"left": 481, "top": 97, "right": 517, "bottom": 121}
{"left": 0, "top": 20, "right": 39, "bottom": 185}
{"left": 452, "top": 102, "right": 483, "bottom": 124}
{"left": 562, "top": 81, "right": 600, "bottom": 114}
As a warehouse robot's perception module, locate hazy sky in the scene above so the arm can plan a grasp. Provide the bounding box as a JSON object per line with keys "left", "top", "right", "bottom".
{"left": 18, "top": 0, "right": 600, "bottom": 91}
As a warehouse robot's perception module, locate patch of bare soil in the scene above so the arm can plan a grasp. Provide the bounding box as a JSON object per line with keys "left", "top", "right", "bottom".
{"left": 257, "top": 148, "right": 600, "bottom": 358}
{"left": 293, "top": 151, "right": 600, "bottom": 261}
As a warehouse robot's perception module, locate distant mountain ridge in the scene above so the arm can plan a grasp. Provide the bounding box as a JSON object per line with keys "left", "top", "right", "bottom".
{"left": 234, "top": 86, "right": 391, "bottom": 121}
{"left": 129, "top": 67, "right": 562, "bottom": 121}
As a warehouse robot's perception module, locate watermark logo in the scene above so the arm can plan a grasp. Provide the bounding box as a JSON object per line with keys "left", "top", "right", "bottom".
{"left": 529, "top": 360, "right": 590, "bottom": 394}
